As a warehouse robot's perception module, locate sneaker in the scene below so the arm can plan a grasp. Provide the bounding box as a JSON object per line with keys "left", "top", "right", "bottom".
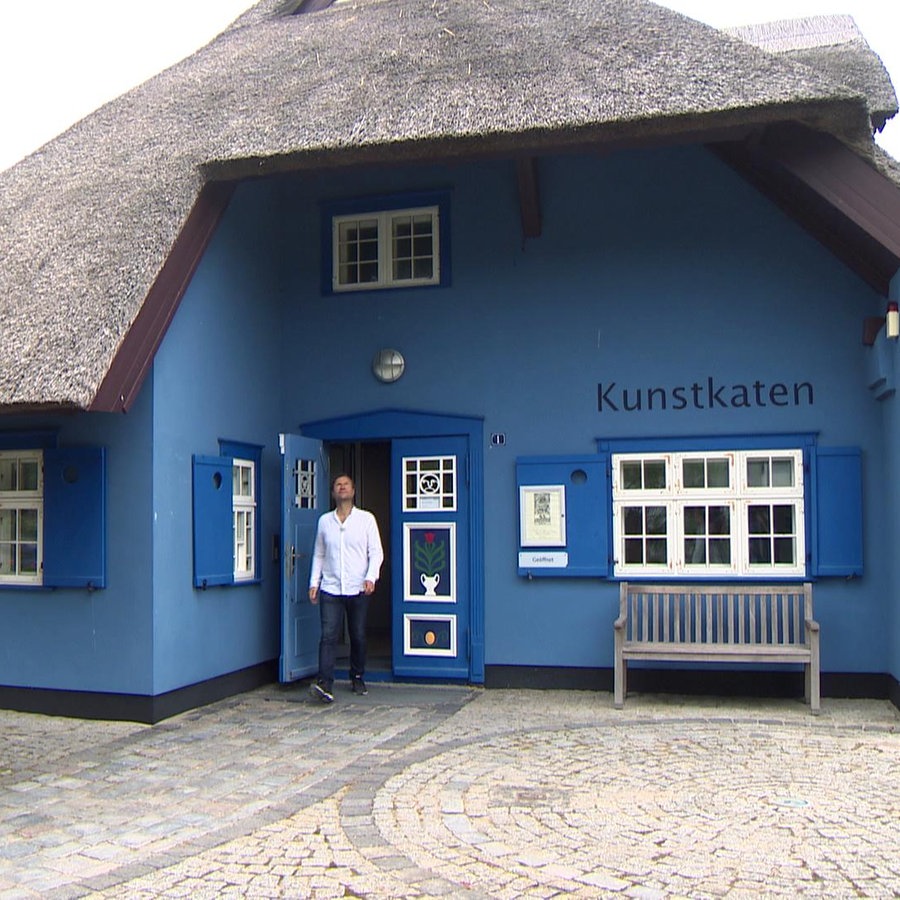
{"left": 352, "top": 676, "right": 368, "bottom": 695}
{"left": 310, "top": 681, "right": 334, "bottom": 704}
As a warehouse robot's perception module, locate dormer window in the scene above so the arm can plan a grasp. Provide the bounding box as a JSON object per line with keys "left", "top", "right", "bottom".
{"left": 322, "top": 191, "right": 451, "bottom": 295}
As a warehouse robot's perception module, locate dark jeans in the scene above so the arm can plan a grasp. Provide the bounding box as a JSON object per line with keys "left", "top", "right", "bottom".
{"left": 318, "top": 591, "right": 368, "bottom": 687}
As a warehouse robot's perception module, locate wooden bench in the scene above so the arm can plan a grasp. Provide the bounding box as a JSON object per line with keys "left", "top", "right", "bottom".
{"left": 614, "top": 582, "right": 820, "bottom": 713}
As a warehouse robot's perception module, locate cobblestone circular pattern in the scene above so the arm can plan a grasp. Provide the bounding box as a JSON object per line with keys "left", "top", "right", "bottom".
{"left": 375, "top": 723, "right": 900, "bottom": 897}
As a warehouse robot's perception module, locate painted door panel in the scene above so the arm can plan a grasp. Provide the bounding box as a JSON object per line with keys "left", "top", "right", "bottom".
{"left": 391, "top": 435, "right": 469, "bottom": 679}
{"left": 280, "top": 434, "right": 327, "bottom": 682}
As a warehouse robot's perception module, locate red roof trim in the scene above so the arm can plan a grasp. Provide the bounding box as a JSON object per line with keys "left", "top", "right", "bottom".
{"left": 89, "top": 181, "right": 235, "bottom": 413}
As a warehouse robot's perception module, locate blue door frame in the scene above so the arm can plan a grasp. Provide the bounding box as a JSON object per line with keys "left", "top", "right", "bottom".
{"left": 299, "top": 409, "right": 485, "bottom": 683}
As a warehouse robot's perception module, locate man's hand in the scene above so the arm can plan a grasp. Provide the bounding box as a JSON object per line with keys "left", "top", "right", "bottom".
{"left": 309, "top": 586, "right": 319, "bottom": 604}
{"left": 363, "top": 580, "right": 375, "bottom": 595}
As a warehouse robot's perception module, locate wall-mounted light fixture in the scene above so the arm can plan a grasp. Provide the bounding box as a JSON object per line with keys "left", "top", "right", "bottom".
{"left": 372, "top": 348, "right": 405, "bottom": 383}
{"left": 863, "top": 302, "right": 900, "bottom": 346}
{"left": 887, "top": 301, "right": 900, "bottom": 340}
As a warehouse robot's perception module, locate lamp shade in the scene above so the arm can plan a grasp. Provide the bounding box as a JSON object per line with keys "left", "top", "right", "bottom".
{"left": 887, "top": 302, "right": 899, "bottom": 340}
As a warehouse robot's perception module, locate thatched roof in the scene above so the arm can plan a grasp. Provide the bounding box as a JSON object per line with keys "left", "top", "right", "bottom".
{"left": 726, "top": 15, "right": 898, "bottom": 131}
{"left": 0, "top": 0, "right": 893, "bottom": 412}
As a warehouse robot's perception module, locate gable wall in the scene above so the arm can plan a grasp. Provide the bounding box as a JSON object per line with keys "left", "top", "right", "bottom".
{"left": 276, "top": 146, "right": 888, "bottom": 674}
{"left": 149, "top": 182, "right": 286, "bottom": 695}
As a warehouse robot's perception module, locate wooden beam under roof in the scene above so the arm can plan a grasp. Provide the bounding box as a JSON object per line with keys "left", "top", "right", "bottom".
{"left": 711, "top": 125, "right": 900, "bottom": 297}
{"left": 516, "top": 157, "right": 542, "bottom": 240}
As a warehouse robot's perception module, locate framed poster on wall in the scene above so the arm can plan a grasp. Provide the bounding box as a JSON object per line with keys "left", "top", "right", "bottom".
{"left": 519, "top": 484, "right": 566, "bottom": 547}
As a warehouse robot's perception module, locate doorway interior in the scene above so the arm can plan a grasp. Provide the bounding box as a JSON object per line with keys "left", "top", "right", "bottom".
{"left": 328, "top": 440, "right": 392, "bottom": 673}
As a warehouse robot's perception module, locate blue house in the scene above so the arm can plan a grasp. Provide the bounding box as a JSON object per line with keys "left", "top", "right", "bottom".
{"left": 0, "top": 0, "right": 899, "bottom": 721}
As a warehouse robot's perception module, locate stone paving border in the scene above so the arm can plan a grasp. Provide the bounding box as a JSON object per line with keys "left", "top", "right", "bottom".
{"left": 0, "top": 684, "right": 477, "bottom": 899}
{"left": 1, "top": 687, "right": 898, "bottom": 898}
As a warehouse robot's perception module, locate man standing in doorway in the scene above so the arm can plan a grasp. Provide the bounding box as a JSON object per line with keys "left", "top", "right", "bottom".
{"left": 309, "top": 473, "right": 384, "bottom": 703}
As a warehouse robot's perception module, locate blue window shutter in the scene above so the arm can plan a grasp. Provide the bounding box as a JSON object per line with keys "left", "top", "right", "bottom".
{"left": 44, "top": 446, "right": 106, "bottom": 589}
{"left": 516, "top": 454, "right": 612, "bottom": 578}
{"left": 192, "top": 455, "right": 234, "bottom": 588}
{"left": 812, "top": 446, "right": 862, "bottom": 577}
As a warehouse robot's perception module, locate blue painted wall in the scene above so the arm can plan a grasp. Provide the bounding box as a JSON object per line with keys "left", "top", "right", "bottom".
{"left": 276, "top": 147, "right": 887, "bottom": 675}
{"left": 882, "top": 272, "right": 900, "bottom": 684}
{"left": 149, "top": 181, "right": 286, "bottom": 695}
{"left": 0, "top": 389, "right": 154, "bottom": 693}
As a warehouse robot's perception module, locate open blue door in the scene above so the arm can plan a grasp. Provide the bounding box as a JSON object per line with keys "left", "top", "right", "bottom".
{"left": 279, "top": 433, "right": 327, "bottom": 682}
{"left": 391, "top": 435, "right": 469, "bottom": 679}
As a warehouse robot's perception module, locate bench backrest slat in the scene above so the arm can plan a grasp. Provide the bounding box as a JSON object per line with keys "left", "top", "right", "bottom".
{"left": 749, "top": 596, "right": 757, "bottom": 644}
{"left": 619, "top": 582, "right": 812, "bottom": 647}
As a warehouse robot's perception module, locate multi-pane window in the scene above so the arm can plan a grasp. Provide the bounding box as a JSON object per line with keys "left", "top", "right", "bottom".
{"left": 622, "top": 505, "right": 668, "bottom": 565}
{"left": 0, "top": 451, "right": 43, "bottom": 585}
{"left": 193, "top": 442, "right": 262, "bottom": 588}
{"left": 612, "top": 450, "right": 805, "bottom": 577}
{"left": 336, "top": 217, "right": 379, "bottom": 286}
{"left": 333, "top": 206, "right": 440, "bottom": 292}
{"left": 391, "top": 212, "right": 435, "bottom": 282}
{"left": 403, "top": 456, "right": 457, "bottom": 512}
{"left": 232, "top": 459, "right": 256, "bottom": 581}
{"left": 744, "top": 452, "right": 802, "bottom": 568}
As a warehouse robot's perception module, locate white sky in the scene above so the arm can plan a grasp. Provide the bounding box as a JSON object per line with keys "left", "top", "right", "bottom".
{"left": 0, "top": 0, "right": 897, "bottom": 173}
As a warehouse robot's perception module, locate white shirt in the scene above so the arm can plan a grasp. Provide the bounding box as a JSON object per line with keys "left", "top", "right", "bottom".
{"left": 309, "top": 507, "right": 384, "bottom": 596}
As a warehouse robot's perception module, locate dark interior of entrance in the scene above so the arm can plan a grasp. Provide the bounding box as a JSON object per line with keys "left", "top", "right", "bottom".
{"left": 328, "top": 441, "right": 392, "bottom": 673}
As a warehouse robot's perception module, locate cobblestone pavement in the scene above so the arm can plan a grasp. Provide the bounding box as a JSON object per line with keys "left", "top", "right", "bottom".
{"left": 1, "top": 684, "right": 899, "bottom": 899}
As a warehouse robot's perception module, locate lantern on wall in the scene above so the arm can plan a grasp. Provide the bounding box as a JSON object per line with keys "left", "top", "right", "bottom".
{"left": 887, "top": 302, "right": 899, "bottom": 340}
{"left": 372, "top": 348, "right": 405, "bottom": 383}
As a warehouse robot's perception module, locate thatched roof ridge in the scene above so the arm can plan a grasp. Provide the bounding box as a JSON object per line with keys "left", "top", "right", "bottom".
{"left": 726, "top": 15, "right": 898, "bottom": 131}
{"left": 0, "top": 0, "right": 885, "bottom": 411}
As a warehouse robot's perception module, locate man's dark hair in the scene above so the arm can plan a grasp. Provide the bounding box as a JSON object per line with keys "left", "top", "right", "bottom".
{"left": 332, "top": 473, "right": 355, "bottom": 489}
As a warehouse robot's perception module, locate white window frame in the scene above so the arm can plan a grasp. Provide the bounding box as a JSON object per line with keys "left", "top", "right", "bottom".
{"left": 612, "top": 449, "right": 805, "bottom": 578}
{"left": 402, "top": 455, "right": 457, "bottom": 512}
{"left": 0, "top": 450, "right": 44, "bottom": 585}
{"left": 332, "top": 205, "right": 440, "bottom": 292}
{"left": 232, "top": 458, "right": 256, "bottom": 582}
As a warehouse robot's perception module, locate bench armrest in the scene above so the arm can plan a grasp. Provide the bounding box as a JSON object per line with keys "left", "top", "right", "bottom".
{"left": 805, "top": 618, "right": 820, "bottom": 633}
{"left": 614, "top": 615, "right": 627, "bottom": 632}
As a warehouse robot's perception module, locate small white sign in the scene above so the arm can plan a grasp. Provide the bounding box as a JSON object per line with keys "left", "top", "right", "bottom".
{"left": 519, "top": 551, "right": 569, "bottom": 568}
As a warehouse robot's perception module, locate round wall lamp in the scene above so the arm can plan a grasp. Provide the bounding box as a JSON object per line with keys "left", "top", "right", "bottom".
{"left": 372, "top": 348, "right": 406, "bottom": 383}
